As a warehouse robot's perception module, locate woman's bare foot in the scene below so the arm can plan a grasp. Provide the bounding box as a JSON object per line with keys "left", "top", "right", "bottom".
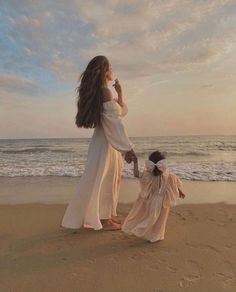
{"left": 111, "top": 217, "right": 122, "bottom": 224}
{"left": 101, "top": 219, "right": 121, "bottom": 231}
{"left": 101, "top": 217, "right": 122, "bottom": 224}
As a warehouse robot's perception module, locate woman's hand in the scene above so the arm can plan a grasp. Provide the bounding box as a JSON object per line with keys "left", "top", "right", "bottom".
{"left": 112, "top": 78, "right": 125, "bottom": 107}
{"left": 125, "top": 149, "right": 137, "bottom": 164}
{"left": 112, "top": 78, "right": 122, "bottom": 97}
{"left": 124, "top": 152, "right": 131, "bottom": 163}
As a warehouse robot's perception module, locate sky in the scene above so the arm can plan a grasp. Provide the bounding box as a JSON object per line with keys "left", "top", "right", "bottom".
{"left": 0, "top": 0, "right": 236, "bottom": 139}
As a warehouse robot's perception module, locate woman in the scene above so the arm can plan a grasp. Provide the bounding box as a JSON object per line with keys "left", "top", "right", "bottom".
{"left": 61, "top": 55, "right": 137, "bottom": 231}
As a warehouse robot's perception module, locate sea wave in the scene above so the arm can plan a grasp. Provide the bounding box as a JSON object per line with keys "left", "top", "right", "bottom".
{"left": 0, "top": 162, "right": 235, "bottom": 181}
{"left": 136, "top": 150, "right": 210, "bottom": 157}
{"left": 1, "top": 136, "right": 235, "bottom": 181}
{"left": 1, "top": 148, "right": 74, "bottom": 154}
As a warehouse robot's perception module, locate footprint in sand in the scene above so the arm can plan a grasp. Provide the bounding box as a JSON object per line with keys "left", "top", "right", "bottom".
{"left": 179, "top": 274, "right": 201, "bottom": 288}
{"left": 215, "top": 260, "right": 236, "bottom": 289}
{"left": 179, "top": 259, "right": 202, "bottom": 288}
{"left": 150, "top": 264, "right": 160, "bottom": 270}
{"left": 217, "top": 208, "right": 233, "bottom": 223}
{"left": 173, "top": 210, "right": 199, "bottom": 224}
{"left": 225, "top": 243, "right": 236, "bottom": 249}
{"left": 183, "top": 209, "right": 199, "bottom": 222}
{"left": 185, "top": 242, "right": 221, "bottom": 255}
{"left": 129, "top": 253, "right": 143, "bottom": 260}
{"left": 172, "top": 211, "right": 186, "bottom": 224}
{"left": 167, "top": 265, "right": 177, "bottom": 273}
{"left": 157, "top": 258, "right": 166, "bottom": 264}
{"left": 216, "top": 272, "right": 236, "bottom": 290}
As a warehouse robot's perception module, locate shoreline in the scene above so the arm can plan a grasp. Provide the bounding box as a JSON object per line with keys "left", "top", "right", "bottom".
{"left": 0, "top": 176, "right": 236, "bottom": 205}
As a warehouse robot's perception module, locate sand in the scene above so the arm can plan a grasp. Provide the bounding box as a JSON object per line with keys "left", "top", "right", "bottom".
{"left": 0, "top": 178, "right": 236, "bottom": 292}
{"left": 1, "top": 176, "right": 236, "bottom": 205}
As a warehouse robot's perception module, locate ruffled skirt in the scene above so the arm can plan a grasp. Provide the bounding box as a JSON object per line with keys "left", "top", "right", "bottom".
{"left": 121, "top": 194, "right": 170, "bottom": 242}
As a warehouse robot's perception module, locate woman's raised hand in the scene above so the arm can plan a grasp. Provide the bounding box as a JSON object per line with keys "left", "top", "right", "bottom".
{"left": 112, "top": 78, "right": 122, "bottom": 96}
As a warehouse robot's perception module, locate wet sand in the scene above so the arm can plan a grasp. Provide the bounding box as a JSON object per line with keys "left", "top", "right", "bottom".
{"left": 0, "top": 176, "right": 236, "bottom": 205}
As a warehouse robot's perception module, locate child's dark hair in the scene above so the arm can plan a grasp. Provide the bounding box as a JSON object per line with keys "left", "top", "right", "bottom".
{"left": 149, "top": 150, "right": 166, "bottom": 176}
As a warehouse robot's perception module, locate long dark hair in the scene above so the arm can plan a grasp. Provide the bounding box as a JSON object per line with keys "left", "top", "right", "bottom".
{"left": 149, "top": 150, "right": 166, "bottom": 176}
{"left": 75, "top": 55, "right": 110, "bottom": 128}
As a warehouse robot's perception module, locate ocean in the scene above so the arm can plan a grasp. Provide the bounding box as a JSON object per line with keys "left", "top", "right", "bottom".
{"left": 0, "top": 135, "right": 236, "bottom": 181}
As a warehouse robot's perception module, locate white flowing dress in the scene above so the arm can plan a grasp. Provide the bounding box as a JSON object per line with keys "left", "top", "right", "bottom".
{"left": 121, "top": 168, "right": 182, "bottom": 242}
{"left": 61, "top": 99, "right": 134, "bottom": 230}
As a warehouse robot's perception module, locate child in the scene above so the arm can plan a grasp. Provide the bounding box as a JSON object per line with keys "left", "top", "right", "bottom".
{"left": 121, "top": 150, "right": 186, "bottom": 243}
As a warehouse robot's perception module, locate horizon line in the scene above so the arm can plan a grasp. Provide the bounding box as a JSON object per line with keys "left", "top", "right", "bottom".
{"left": 0, "top": 133, "right": 235, "bottom": 140}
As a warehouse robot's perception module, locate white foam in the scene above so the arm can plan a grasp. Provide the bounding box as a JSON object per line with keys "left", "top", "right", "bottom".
{"left": 1, "top": 136, "right": 236, "bottom": 181}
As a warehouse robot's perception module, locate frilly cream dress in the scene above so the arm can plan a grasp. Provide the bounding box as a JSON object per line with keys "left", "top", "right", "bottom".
{"left": 61, "top": 99, "right": 134, "bottom": 230}
{"left": 121, "top": 163, "right": 182, "bottom": 242}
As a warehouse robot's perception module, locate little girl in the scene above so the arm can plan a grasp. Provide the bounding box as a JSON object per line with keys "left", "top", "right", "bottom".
{"left": 121, "top": 150, "right": 186, "bottom": 243}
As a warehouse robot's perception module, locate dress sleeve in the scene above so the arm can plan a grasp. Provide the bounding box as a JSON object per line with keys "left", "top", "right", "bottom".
{"left": 114, "top": 98, "right": 128, "bottom": 117}
{"left": 171, "top": 173, "right": 183, "bottom": 190}
{"left": 138, "top": 171, "right": 152, "bottom": 199}
{"left": 163, "top": 173, "right": 182, "bottom": 208}
{"left": 101, "top": 100, "right": 134, "bottom": 153}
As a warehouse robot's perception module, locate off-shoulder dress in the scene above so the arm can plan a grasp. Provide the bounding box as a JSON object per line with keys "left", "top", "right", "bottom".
{"left": 61, "top": 99, "right": 134, "bottom": 230}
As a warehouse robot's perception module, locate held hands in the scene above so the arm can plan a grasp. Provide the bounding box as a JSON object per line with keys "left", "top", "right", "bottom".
{"left": 125, "top": 149, "right": 137, "bottom": 164}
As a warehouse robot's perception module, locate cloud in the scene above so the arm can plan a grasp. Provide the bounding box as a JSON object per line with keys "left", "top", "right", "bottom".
{"left": 0, "top": 74, "right": 41, "bottom": 95}
{"left": 1, "top": 0, "right": 236, "bottom": 137}
{"left": 2, "top": 2, "right": 92, "bottom": 84}
{"left": 47, "top": 57, "right": 80, "bottom": 82}
{"left": 200, "top": 84, "right": 214, "bottom": 88}
{"left": 77, "top": 0, "right": 236, "bottom": 77}
{"left": 0, "top": 86, "right": 86, "bottom": 139}
{"left": 20, "top": 15, "right": 41, "bottom": 28}
{"left": 9, "top": 15, "right": 41, "bottom": 28}
{"left": 2, "top": 0, "right": 236, "bottom": 82}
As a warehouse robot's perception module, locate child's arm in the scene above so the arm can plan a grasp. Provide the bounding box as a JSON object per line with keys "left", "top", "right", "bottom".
{"left": 133, "top": 156, "right": 140, "bottom": 178}
{"left": 178, "top": 188, "right": 186, "bottom": 199}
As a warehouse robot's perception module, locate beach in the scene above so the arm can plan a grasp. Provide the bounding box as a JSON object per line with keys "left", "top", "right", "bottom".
{"left": 1, "top": 177, "right": 236, "bottom": 292}
{"left": 1, "top": 0, "right": 236, "bottom": 289}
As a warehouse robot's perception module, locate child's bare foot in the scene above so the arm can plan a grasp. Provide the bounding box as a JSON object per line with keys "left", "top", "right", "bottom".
{"left": 147, "top": 238, "right": 164, "bottom": 243}
{"left": 101, "top": 219, "right": 121, "bottom": 231}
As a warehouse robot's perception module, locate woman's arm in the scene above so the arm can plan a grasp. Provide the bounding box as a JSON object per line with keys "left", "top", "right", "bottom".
{"left": 101, "top": 88, "right": 134, "bottom": 153}
{"left": 101, "top": 111, "right": 134, "bottom": 153}
{"left": 117, "top": 92, "right": 124, "bottom": 108}
{"left": 112, "top": 78, "right": 124, "bottom": 107}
